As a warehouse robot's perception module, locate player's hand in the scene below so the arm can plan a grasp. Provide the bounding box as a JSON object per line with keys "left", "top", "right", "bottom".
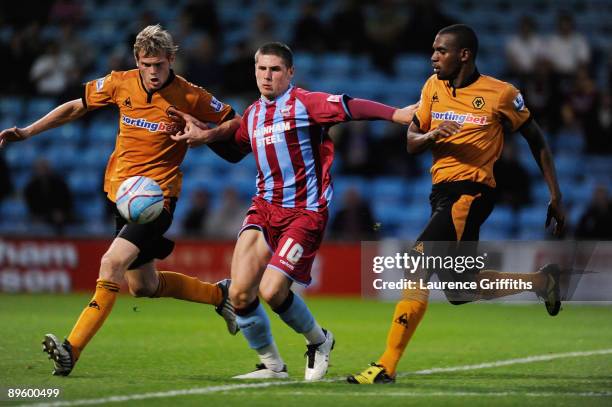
{"left": 0, "top": 127, "right": 30, "bottom": 149}
{"left": 392, "top": 102, "right": 420, "bottom": 125}
{"left": 427, "top": 120, "right": 461, "bottom": 141}
{"left": 167, "top": 107, "right": 208, "bottom": 130}
{"left": 546, "top": 198, "right": 566, "bottom": 237}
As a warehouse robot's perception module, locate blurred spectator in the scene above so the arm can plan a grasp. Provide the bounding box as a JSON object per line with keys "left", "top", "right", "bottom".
{"left": 493, "top": 140, "right": 531, "bottom": 210}
{"left": 563, "top": 67, "right": 600, "bottom": 149}
{"left": 29, "top": 41, "right": 76, "bottom": 96}
{"left": 49, "top": 0, "right": 83, "bottom": 24}
{"left": 505, "top": 16, "right": 546, "bottom": 79}
{"left": 328, "top": 0, "right": 368, "bottom": 54}
{"left": 24, "top": 159, "right": 73, "bottom": 234}
{"left": 5, "top": 23, "right": 43, "bottom": 94}
{"left": 222, "top": 41, "right": 258, "bottom": 99}
{"left": 330, "top": 187, "right": 376, "bottom": 241}
{"left": 182, "top": 0, "right": 220, "bottom": 42}
{"left": 589, "top": 91, "right": 612, "bottom": 154}
{"left": 523, "top": 59, "right": 563, "bottom": 135}
{"left": 206, "top": 187, "right": 248, "bottom": 239}
{"left": 248, "top": 12, "right": 276, "bottom": 52}
{"left": 185, "top": 34, "right": 223, "bottom": 93}
{"left": 403, "top": 0, "right": 457, "bottom": 55}
{"left": 182, "top": 189, "right": 210, "bottom": 237}
{"left": 365, "top": 0, "right": 408, "bottom": 75}
{"left": 575, "top": 185, "right": 612, "bottom": 240}
{"left": 332, "top": 121, "right": 372, "bottom": 176}
{"left": 292, "top": 1, "right": 326, "bottom": 52}
{"left": 546, "top": 13, "right": 590, "bottom": 76}
{"left": 0, "top": 154, "right": 13, "bottom": 202}
{"left": 58, "top": 23, "right": 95, "bottom": 74}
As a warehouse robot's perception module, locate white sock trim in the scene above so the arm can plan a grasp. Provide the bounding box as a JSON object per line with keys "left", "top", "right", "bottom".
{"left": 304, "top": 321, "right": 326, "bottom": 345}
{"left": 256, "top": 342, "right": 284, "bottom": 372}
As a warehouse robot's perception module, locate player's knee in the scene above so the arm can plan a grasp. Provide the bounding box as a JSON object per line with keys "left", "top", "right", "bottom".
{"left": 230, "top": 286, "right": 256, "bottom": 309}
{"left": 127, "top": 282, "right": 156, "bottom": 298}
{"left": 99, "top": 254, "right": 126, "bottom": 282}
{"left": 259, "top": 284, "right": 288, "bottom": 308}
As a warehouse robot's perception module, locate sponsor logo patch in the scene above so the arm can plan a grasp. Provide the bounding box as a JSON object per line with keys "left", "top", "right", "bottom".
{"left": 121, "top": 115, "right": 180, "bottom": 133}
{"left": 210, "top": 96, "right": 223, "bottom": 112}
{"left": 431, "top": 110, "right": 488, "bottom": 126}
{"left": 513, "top": 93, "right": 525, "bottom": 111}
{"left": 96, "top": 77, "right": 105, "bottom": 92}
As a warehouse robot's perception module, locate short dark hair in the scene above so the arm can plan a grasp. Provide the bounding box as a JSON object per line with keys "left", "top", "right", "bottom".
{"left": 255, "top": 42, "right": 293, "bottom": 68}
{"left": 438, "top": 24, "right": 479, "bottom": 60}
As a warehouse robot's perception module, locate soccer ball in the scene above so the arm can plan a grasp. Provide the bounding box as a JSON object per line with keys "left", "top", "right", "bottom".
{"left": 116, "top": 176, "right": 164, "bottom": 224}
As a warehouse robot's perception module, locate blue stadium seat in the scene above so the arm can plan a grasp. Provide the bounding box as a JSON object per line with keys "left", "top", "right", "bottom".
{"left": 69, "top": 171, "right": 102, "bottom": 197}
{"left": 0, "top": 198, "right": 28, "bottom": 222}
{"left": 86, "top": 121, "right": 119, "bottom": 144}
{"left": 0, "top": 96, "right": 24, "bottom": 119}
{"left": 26, "top": 98, "right": 56, "bottom": 119}
{"left": 5, "top": 144, "right": 39, "bottom": 170}
{"left": 371, "top": 177, "right": 410, "bottom": 204}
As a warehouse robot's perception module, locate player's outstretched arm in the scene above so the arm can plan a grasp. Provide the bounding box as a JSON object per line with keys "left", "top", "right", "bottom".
{"left": 406, "top": 120, "right": 461, "bottom": 154}
{"left": 519, "top": 119, "right": 565, "bottom": 236}
{"left": 391, "top": 102, "right": 419, "bottom": 125}
{"left": 0, "top": 99, "right": 87, "bottom": 148}
{"left": 169, "top": 107, "right": 241, "bottom": 147}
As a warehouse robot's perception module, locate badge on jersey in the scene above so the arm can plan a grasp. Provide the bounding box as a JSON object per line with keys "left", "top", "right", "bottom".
{"left": 327, "top": 94, "right": 342, "bottom": 103}
{"left": 96, "top": 77, "right": 106, "bottom": 92}
{"left": 513, "top": 93, "right": 525, "bottom": 111}
{"left": 210, "top": 96, "right": 223, "bottom": 112}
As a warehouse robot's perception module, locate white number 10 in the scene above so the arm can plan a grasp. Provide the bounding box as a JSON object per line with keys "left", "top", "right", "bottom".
{"left": 278, "top": 238, "right": 304, "bottom": 263}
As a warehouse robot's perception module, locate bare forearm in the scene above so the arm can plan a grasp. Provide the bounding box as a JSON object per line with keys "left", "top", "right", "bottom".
{"left": 407, "top": 130, "right": 434, "bottom": 154}
{"left": 522, "top": 120, "right": 562, "bottom": 200}
{"left": 208, "top": 116, "right": 241, "bottom": 142}
{"left": 25, "top": 99, "right": 87, "bottom": 137}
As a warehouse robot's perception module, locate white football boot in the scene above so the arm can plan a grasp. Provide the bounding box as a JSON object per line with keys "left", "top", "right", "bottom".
{"left": 232, "top": 363, "right": 289, "bottom": 379}
{"left": 304, "top": 329, "right": 335, "bottom": 381}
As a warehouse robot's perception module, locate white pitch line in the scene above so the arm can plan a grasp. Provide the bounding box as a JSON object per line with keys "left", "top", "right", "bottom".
{"left": 22, "top": 348, "right": 612, "bottom": 407}
{"left": 224, "top": 390, "right": 612, "bottom": 398}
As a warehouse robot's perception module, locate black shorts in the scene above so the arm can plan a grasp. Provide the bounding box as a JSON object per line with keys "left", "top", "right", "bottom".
{"left": 418, "top": 181, "right": 496, "bottom": 242}
{"left": 411, "top": 181, "right": 496, "bottom": 302}
{"left": 112, "top": 198, "right": 177, "bottom": 269}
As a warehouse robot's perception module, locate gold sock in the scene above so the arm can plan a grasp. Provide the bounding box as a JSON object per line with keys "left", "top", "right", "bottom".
{"left": 477, "top": 270, "right": 544, "bottom": 300}
{"left": 377, "top": 289, "right": 428, "bottom": 376}
{"left": 67, "top": 279, "right": 120, "bottom": 360}
{"left": 152, "top": 271, "right": 222, "bottom": 306}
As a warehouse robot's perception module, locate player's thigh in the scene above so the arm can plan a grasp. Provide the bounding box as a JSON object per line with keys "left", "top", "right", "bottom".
{"left": 99, "top": 237, "right": 140, "bottom": 282}
{"left": 230, "top": 228, "right": 272, "bottom": 303}
{"left": 124, "top": 261, "right": 158, "bottom": 297}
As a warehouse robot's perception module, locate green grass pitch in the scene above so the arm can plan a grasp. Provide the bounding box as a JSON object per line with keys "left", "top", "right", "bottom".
{"left": 1, "top": 294, "right": 611, "bottom": 406}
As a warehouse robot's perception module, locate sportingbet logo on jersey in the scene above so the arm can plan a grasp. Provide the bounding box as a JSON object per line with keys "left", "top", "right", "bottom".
{"left": 513, "top": 93, "right": 525, "bottom": 111}
{"left": 431, "top": 110, "right": 488, "bottom": 125}
{"left": 122, "top": 115, "right": 179, "bottom": 133}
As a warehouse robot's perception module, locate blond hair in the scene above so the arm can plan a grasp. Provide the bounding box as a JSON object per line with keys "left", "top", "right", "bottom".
{"left": 133, "top": 24, "right": 178, "bottom": 59}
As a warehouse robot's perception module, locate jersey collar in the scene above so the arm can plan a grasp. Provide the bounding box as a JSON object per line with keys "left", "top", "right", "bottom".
{"left": 139, "top": 70, "right": 176, "bottom": 103}
{"left": 260, "top": 84, "right": 294, "bottom": 104}
{"left": 447, "top": 68, "right": 481, "bottom": 97}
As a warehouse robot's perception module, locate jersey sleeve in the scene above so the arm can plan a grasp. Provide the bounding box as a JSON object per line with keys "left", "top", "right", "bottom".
{"left": 83, "top": 72, "right": 118, "bottom": 110}
{"left": 497, "top": 84, "right": 531, "bottom": 132}
{"left": 299, "top": 92, "right": 351, "bottom": 125}
{"left": 192, "top": 89, "right": 235, "bottom": 124}
{"left": 414, "top": 77, "right": 434, "bottom": 132}
{"left": 206, "top": 111, "right": 251, "bottom": 163}
{"left": 234, "top": 113, "right": 252, "bottom": 154}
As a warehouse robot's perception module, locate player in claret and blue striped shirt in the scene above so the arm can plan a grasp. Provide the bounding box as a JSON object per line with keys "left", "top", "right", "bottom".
{"left": 171, "top": 41, "right": 417, "bottom": 381}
